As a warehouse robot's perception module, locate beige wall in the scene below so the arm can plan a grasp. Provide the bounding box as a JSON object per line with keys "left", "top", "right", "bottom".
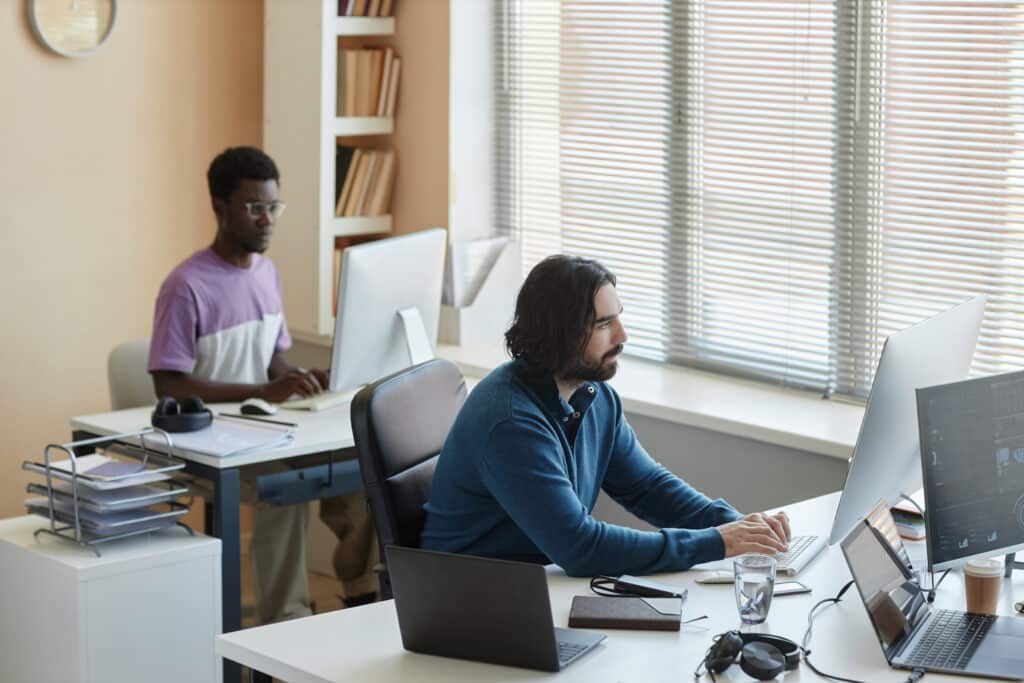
{"left": 391, "top": 0, "right": 449, "bottom": 235}
{"left": 0, "top": 1, "right": 264, "bottom": 518}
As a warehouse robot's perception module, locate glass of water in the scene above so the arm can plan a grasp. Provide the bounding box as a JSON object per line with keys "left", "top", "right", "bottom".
{"left": 734, "top": 554, "right": 777, "bottom": 625}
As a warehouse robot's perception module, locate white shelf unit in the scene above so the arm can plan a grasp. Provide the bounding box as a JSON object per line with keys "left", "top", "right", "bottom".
{"left": 265, "top": 0, "right": 395, "bottom": 336}
{"left": 331, "top": 214, "right": 393, "bottom": 237}
{"left": 332, "top": 16, "right": 395, "bottom": 36}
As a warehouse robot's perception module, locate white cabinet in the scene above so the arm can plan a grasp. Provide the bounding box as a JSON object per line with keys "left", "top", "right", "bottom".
{"left": 0, "top": 516, "right": 221, "bottom": 683}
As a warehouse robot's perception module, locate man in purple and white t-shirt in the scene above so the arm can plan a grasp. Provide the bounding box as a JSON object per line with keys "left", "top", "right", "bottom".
{"left": 150, "top": 148, "right": 326, "bottom": 403}
{"left": 148, "top": 147, "right": 376, "bottom": 623}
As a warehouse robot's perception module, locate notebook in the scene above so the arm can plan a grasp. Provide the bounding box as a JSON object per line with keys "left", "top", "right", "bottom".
{"left": 569, "top": 595, "right": 682, "bottom": 631}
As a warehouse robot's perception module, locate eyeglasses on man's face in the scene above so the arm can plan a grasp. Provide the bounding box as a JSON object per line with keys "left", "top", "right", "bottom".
{"left": 244, "top": 201, "right": 287, "bottom": 220}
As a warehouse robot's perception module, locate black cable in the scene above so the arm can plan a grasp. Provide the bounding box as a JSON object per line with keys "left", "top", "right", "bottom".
{"left": 800, "top": 579, "right": 926, "bottom": 683}
{"left": 925, "top": 568, "right": 950, "bottom": 603}
{"left": 906, "top": 667, "right": 927, "bottom": 683}
{"left": 800, "top": 580, "right": 869, "bottom": 683}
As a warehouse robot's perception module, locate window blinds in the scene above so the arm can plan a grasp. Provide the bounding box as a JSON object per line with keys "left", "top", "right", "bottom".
{"left": 495, "top": 0, "right": 1024, "bottom": 398}
{"left": 856, "top": 0, "right": 1024, "bottom": 390}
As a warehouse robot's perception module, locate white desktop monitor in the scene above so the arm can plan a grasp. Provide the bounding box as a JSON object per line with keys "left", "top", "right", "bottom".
{"left": 329, "top": 228, "right": 447, "bottom": 393}
{"left": 827, "top": 295, "right": 987, "bottom": 546}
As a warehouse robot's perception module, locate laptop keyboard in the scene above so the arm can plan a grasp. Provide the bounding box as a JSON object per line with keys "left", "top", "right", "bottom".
{"left": 775, "top": 534, "right": 817, "bottom": 572}
{"left": 557, "top": 641, "right": 588, "bottom": 664}
{"left": 903, "top": 609, "right": 995, "bottom": 671}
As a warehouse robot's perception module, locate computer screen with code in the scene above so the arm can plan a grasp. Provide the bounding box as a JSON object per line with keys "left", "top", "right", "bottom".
{"left": 917, "top": 369, "right": 1024, "bottom": 570}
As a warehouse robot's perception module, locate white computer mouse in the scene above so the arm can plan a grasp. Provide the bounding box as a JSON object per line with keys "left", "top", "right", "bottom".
{"left": 694, "top": 570, "right": 735, "bottom": 584}
{"left": 240, "top": 397, "right": 278, "bottom": 416}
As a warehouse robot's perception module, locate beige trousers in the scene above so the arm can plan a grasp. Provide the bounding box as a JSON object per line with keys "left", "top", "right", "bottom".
{"left": 192, "top": 458, "right": 379, "bottom": 624}
{"left": 240, "top": 463, "right": 313, "bottom": 624}
{"left": 319, "top": 492, "right": 380, "bottom": 599}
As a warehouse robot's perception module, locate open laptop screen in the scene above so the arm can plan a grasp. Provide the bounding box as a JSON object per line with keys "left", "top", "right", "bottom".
{"left": 841, "top": 521, "right": 930, "bottom": 658}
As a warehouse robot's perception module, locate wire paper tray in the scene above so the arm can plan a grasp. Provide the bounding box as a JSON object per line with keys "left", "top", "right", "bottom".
{"left": 25, "top": 499, "right": 189, "bottom": 538}
{"left": 23, "top": 428, "right": 193, "bottom": 555}
{"left": 25, "top": 480, "right": 189, "bottom": 513}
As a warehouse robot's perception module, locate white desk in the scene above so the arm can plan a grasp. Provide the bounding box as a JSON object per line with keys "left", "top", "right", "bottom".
{"left": 70, "top": 402, "right": 359, "bottom": 683}
{"left": 71, "top": 403, "right": 357, "bottom": 470}
{"left": 216, "top": 493, "right": 1024, "bottom": 682}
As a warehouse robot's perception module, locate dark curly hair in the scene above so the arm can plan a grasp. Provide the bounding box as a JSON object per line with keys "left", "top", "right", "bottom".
{"left": 207, "top": 146, "right": 279, "bottom": 202}
{"left": 505, "top": 255, "right": 616, "bottom": 377}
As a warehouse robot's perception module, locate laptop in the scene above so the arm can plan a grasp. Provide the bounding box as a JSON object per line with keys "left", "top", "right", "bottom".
{"left": 841, "top": 518, "right": 1024, "bottom": 679}
{"left": 385, "top": 545, "right": 606, "bottom": 672}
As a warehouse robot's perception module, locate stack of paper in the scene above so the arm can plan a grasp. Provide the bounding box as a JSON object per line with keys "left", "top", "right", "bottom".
{"left": 143, "top": 419, "right": 294, "bottom": 459}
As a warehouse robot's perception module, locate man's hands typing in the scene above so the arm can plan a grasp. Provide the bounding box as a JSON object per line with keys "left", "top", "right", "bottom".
{"left": 717, "top": 512, "right": 791, "bottom": 557}
{"left": 262, "top": 368, "right": 329, "bottom": 402}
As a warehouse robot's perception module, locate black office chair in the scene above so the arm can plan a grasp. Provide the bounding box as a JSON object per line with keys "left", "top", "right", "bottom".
{"left": 351, "top": 358, "right": 468, "bottom": 598}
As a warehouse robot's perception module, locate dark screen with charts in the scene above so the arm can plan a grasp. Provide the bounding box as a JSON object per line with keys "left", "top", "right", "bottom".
{"left": 917, "top": 369, "right": 1024, "bottom": 569}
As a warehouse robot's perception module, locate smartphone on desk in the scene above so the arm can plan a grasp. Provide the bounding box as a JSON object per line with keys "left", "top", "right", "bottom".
{"left": 774, "top": 580, "right": 811, "bottom": 597}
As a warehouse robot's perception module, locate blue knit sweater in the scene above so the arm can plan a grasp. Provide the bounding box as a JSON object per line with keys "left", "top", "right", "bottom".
{"left": 421, "top": 360, "right": 742, "bottom": 576}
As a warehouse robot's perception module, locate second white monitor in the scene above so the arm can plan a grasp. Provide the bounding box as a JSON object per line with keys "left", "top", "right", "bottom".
{"left": 828, "top": 295, "right": 987, "bottom": 545}
{"left": 330, "top": 228, "right": 447, "bottom": 393}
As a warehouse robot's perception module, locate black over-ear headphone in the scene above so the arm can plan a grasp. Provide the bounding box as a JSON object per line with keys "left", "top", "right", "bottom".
{"left": 698, "top": 630, "right": 801, "bottom": 681}
{"left": 151, "top": 396, "right": 213, "bottom": 433}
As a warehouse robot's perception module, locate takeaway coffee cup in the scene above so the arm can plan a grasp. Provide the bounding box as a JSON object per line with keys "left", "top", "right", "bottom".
{"left": 964, "top": 558, "right": 1003, "bottom": 615}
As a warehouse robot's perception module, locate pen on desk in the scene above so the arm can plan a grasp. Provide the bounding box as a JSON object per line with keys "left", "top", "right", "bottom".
{"left": 218, "top": 412, "right": 299, "bottom": 428}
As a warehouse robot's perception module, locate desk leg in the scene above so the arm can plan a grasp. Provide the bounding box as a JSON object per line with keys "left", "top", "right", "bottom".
{"left": 189, "top": 462, "right": 243, "bottom": 683}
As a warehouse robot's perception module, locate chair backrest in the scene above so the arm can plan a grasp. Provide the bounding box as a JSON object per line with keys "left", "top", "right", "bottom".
{"left": 107, "top": 339, "right": 157, "bottom": 410}
{"left": 351, "top": 358, "right": 468, "bottom": 597}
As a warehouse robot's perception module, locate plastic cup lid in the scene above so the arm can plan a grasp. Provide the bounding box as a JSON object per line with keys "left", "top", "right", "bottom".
{"left": 963, "top": 558, "right": 1004, "bottom": 578}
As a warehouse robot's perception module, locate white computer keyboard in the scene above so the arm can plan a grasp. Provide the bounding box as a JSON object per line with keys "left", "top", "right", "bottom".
{"left": 694, "top": 534, "right": 827, "bottom": 583}
{"left": 775, "top": 534, "right": 827, "bottom": 575}
{"left": 279, "top": 386, "right": 363, "bottom": 412}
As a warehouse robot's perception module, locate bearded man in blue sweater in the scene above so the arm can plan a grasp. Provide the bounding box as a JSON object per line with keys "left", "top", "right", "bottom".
{"left": 421, "top": 255, "right": 791, "bottom": 576}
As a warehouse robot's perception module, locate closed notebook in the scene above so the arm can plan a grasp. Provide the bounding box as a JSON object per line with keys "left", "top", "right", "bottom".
{"left": 568, "top": 596, "right": 682, "bottom": 631}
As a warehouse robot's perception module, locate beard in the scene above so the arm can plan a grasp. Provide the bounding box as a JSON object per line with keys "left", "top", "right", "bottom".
{"left": 562, "top": 344, "right": 624, "bottom": 383}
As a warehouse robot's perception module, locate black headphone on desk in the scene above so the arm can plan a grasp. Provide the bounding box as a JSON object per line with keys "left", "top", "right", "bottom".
{"left": 151, "top": 396, "right": 213, "bottom": 433}
{"left": 695, "top": 630, "right": 801, "bottom": 681}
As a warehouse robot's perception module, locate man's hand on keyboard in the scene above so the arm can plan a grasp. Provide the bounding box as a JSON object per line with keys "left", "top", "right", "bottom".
{"left": 718, "top": 512, "right": 791, "bottom": 558}
{"left": 263, "top": 368, "right": 326, "bottom": 402}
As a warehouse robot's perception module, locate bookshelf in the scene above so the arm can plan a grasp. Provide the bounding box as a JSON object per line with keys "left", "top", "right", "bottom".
{"left": 264, "top": 0, "right": 397, "bottom": 338}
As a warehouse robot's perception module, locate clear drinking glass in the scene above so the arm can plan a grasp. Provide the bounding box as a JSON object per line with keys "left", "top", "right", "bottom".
{"left": 734, "top": 554, "right": 777, "bottom": 625}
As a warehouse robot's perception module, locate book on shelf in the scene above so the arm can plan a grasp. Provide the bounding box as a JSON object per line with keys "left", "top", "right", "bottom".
{"left": 342, "top": 152, "right": 370, "bottom": 216}
{"left": 367, "top": 49, "right": 385, "bottom": 117}
{"left": 337, "top": 48, "right": 399, "bottom": 118}
{"left": 376, "top": 47, "right": 394, "bottom": 116}
{"left": 354, "top": 150, "right": 380, "bottom": 216}
{"left": 384, "top": 56, "right": 401, "bottom": 117}
{"left": 335, "top": 145, "right": 356, "bottom": 210}
{"left": 335, "top": 148, "right": 397, "bottom": 218}
{"left": 341, "top": 0, "right": 393, "bottom": 17}
{"left": 336, "top": 148, "right": 363, "bottom": 216}
{"left": 367, "top": 149, "right": 396, "bottom": 216}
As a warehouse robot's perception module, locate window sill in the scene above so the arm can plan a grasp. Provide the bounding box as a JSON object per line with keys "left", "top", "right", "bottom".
{"left": 436, "top": 343, "right": 862, "bottom": 461}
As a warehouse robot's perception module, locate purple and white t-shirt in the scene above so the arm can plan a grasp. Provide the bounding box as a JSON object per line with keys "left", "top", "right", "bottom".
{"left": 148, "top": 248, "right": 292, "bottom": 384}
